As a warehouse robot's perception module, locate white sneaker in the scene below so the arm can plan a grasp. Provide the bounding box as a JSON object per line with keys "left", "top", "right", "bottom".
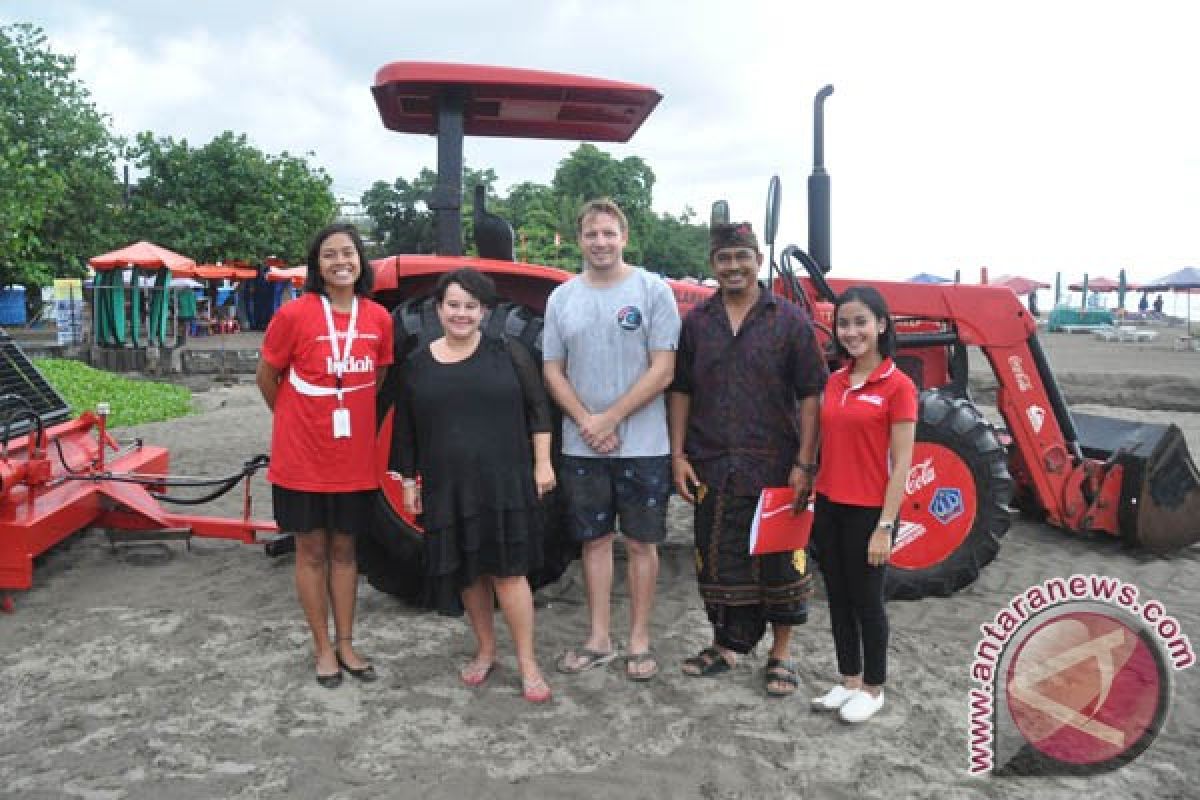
{"left": 811, "top": 685, "right": 857, "bottom": 711}
{"left": 838, "top": 689, "right": 885, "bottom": 723}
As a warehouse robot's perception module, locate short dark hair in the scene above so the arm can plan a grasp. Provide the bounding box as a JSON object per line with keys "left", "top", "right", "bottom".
{"left": 575, "top": 197, "right": 628, "bottom": 235}
{"left": 833, "top": 285, "right": 898, "bottom": 359}
{"left": 434, "top": 267, "right": 496, "bottom": 308}
{"left": 304, "top": 223, "right": 374, "bottom": 297}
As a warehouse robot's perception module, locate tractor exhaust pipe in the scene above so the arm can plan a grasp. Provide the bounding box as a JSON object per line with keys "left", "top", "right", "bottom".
{"left": 808, "top": 85, "right": 834, "bottom": 273}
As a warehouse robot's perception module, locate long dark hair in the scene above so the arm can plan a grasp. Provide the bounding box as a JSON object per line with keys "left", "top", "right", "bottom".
{"left": 833, "top": 285, "right": 897, "bottom": 359}
{"left": 304, "top": 223, "right": 374, "bottom": 297}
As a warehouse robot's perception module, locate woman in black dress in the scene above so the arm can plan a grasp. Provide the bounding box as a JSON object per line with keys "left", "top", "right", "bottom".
{"left": 391, "top": 268, "right": 556, "bottom": 703}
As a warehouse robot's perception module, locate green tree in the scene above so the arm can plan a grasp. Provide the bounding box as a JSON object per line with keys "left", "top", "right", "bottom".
{"left": 361, "top": 171, "right": 436, "bottom": 257}
{"left": 640, "top": 207, "right": 711, "bottom": 279}
{"left": 492, "top": 180, "right": 573, "bottom": 267}
{"left": 125, "top": 131, "right": 336, "bottom": 263}
{"left": 364, "top": 164, "right": 502, "bottom": 259}
{"left": 360, "top": 148, "right": 708, "bottom": 275}
{"left": 0, "top": 23, "right": 123, "bottom": 288}
{"left": 551, "top": 144, "right": 712, "bottom": 274}
{"left": 552, "top": 143, "right": 654, "bottom": 221}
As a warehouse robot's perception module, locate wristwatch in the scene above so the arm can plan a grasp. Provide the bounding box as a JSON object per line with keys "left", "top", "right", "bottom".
{"left": 877, "top": 520, "right": 895, "bottom": 532}
{"left": 794, "top": 462, "right": 818, "bottom": 476}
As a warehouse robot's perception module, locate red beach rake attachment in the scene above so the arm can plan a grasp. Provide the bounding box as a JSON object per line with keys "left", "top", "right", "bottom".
{"left": 0, "top": 332, "right": 277, "bottom": 611}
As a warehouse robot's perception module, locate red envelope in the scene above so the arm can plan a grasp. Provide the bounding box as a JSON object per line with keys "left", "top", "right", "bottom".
{"left": 748, "top": 487, "right": 814, "bottom": 555}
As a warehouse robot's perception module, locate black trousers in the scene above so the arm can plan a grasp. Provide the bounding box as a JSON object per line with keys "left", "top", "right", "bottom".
{"left": 811, "top": 494, "right": 889, "bottom": 686}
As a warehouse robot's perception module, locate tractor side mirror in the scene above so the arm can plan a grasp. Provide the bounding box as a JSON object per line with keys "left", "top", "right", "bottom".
{"left": 764, "top": 175, "right": 781, "bottom": 248}
{"left": 710, "top": 200, "right": 730, "bottom": 228}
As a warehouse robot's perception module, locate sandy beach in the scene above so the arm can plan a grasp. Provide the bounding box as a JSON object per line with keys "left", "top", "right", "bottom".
{"left": 2, "top": 331, "right": 1198, "bottom": 799}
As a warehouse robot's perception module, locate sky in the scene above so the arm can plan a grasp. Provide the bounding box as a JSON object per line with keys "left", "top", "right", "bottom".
{"left": 5, "top": 0, "right": 1200, "bottom": 289}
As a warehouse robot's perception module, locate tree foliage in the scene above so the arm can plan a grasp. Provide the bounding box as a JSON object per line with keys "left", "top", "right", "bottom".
{"left": 361, "top": 170, "right": 436, "bottom": 257}
{"left": 0, "top": 23, "right": 123, "bottom": 287}
{"left": 124, "top": 131, "right": 337, "bottom": 264}
{"left": 552, "top": 143, "right": 654, "bottom": 221}
{"left": 363, "top": 145, "right": 709, "bottom": 277}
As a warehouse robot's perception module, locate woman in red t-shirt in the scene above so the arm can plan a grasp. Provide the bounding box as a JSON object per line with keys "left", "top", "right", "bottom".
{"left": 256, "top": 223, "right": 394, "bottom": 689}
{"left": 810, "top": 286, "right": 917, "bottom": 723}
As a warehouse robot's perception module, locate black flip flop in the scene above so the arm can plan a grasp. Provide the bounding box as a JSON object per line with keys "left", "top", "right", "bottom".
{"left": 682, "top": 646, "right": 732, "bottom": 677}
{"left": 625, "top": 651, "right": 660, "bottom": 682}
{"left": 556, "top": 647, "right": 617, "bottom": 674}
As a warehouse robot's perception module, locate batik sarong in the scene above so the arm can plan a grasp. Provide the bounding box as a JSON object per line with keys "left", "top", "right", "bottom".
{"left": 693, "top": 488, "right": 814, "bottom": 654}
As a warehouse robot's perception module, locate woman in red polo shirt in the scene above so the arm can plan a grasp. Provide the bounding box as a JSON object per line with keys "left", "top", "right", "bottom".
{"left": 256, "top": 223, "right": 394, "bottom": 689}
{"left": 810, "top": 286, "right": 917, "bottom": 723}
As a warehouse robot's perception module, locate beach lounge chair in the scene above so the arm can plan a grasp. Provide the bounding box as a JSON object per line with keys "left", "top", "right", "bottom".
{"left": 1114, "top": 326, "right": 1157, "bottom": 342}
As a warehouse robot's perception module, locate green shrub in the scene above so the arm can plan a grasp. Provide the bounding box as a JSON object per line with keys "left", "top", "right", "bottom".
{"left": 32, "top": 358, "right": 193, "bottom": 428}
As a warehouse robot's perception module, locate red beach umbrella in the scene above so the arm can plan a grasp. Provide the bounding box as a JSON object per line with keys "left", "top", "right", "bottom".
{"left": 89, "top": 240, "right": 196, "bottom": 272}
{"left": 992, "top": 275, "right": 1050, "bottom": 295}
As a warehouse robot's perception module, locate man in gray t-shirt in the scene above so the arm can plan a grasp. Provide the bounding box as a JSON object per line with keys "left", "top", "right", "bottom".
{"left": 543, "top": 198, "right": 681, "bottom": 682}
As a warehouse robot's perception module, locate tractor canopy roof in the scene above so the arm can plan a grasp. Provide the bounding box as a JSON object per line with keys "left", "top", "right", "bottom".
{"left": 372, "top": 62, "right": 661, "bottom": 142}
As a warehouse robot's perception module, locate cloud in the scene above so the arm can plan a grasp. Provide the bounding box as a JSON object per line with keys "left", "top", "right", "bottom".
{"left": 7, "top": 0, "right": 1200, "bottom": 285}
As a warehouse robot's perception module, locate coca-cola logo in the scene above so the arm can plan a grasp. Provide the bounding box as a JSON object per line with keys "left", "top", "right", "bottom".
{"left": 1008, "top": 355, "right": 1033, "bottom": 392}
{"left": 906, "top": 457, "right": 936, "bottom": 494}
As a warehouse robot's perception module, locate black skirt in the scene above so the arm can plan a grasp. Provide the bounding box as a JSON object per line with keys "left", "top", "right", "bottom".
{"left": 272, "top": 485, "right": 376, "bottom": 535}
{"left": 423, "top": 505, "right": 545, "bottom": 615}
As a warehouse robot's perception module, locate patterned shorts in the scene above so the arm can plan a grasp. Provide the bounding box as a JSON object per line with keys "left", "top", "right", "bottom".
{"left": 559, "top": 455, "right": 670, "bottom": 544}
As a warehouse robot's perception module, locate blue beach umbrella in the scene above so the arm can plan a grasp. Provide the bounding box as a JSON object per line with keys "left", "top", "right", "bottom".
{"left": 1145, "top": 267, "right": 1200, "bottom": 335}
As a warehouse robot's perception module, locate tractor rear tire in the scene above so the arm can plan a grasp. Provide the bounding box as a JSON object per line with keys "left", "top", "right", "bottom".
{"left": 360, "top": 296, "right": 577, "bottom": 606}
{"left": 884, "top": 389, "right": 1013, "bottom": 600}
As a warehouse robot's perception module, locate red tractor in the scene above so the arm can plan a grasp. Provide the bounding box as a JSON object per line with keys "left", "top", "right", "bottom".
{"left": 355, "top": 62, "right": 1200, "bottom": 603}
{"left": 3, "top": 62, "right": 1197, "bottom": 611}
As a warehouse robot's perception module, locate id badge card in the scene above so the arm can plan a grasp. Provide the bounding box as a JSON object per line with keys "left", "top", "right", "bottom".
{"left": 332, "top": 407, "right": 352, "bottom": 438}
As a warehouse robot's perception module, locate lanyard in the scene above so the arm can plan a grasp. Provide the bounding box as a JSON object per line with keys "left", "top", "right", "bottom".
{"left": 320, "top": 294, "right": 358, "bottom": 406}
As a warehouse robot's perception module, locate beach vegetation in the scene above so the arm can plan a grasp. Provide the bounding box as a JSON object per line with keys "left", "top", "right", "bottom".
{"left": 33, "top": 358, "right": 193, "bottom": 428}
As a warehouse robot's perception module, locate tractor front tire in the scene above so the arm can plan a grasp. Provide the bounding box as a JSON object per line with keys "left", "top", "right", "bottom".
{"left": 884, "top": 390, "right": 1013, "bottom": 600}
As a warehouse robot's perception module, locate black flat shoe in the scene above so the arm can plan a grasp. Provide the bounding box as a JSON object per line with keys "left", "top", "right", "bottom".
{"left": 316, "top": 670, "right": 343, "bottom": 689}
{"left": 336, "top": 652, "right": 378, "bottom": 683}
